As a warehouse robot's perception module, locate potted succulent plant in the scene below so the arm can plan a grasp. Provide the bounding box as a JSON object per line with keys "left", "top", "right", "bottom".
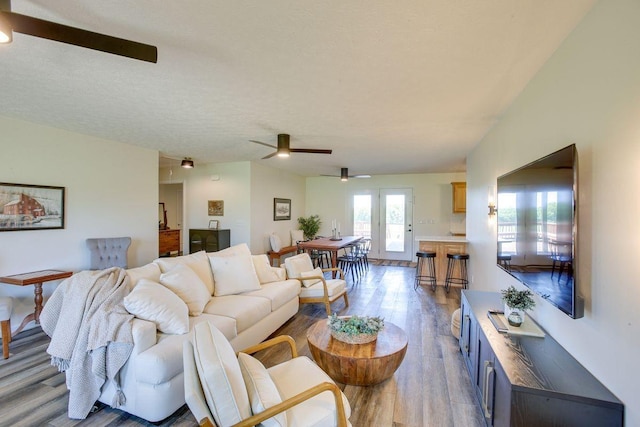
{"left": 501, "top": 285, "right": 535, "bottom": 327}
{"left": 328, "top": 313, "right": 384, "bottom": 344}
{"left": 297, "top": 215, "right": 322, "bottom": 240}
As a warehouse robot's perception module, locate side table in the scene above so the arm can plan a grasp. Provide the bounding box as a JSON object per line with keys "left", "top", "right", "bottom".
{"left": 0, "top": 269, "right": 73, "bottom": 337}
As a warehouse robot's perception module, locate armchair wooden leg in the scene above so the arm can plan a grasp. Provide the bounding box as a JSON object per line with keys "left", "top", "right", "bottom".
{"left": 2, "top": 319, "right": 11, "bottom": 359}
{"left": 324, "top": 301, "right": 332, "bottom": 315}
{"left": 343, "top": 292, "right": 349, "bottom": 308}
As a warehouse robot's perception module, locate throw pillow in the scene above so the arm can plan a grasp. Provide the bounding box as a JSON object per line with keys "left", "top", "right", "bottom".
{"left": 192, "top": 322, "right": 251, "bottom": 426}
{"left": 299, "top": 267, "right": 324, "bottom": 287}
{"left": 290, "top": 229, "right": 304, "bottom": 246}
{"left": 155, "top": 251, "right": 215, "bottom": 295}
{"left": 238, "top": 352, "right": 287, "bottom": 427}
{"left": 160, "top": 264, "right": 211, "bottom": 316}
{"left": 269, "top": 233, "right": 282, "bottom": 252}
{"left": 210, "top": 254, "right": 262, "bottom": 296}
{"left": 126, "top": 263, "right": 161, "bottom": 288}
{"left": 123, "top": 279, "right": 189, "bottom": 334}
{"left": 252, "top": 254, "right": 281, "bottom": 284}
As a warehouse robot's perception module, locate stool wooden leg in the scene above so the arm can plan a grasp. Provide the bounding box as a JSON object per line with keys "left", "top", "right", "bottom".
{"left": 2, "top": 319, "right": 11, "bottom": 359}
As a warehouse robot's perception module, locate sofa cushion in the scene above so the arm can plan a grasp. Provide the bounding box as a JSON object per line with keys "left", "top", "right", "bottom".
{"left": 123, "top": 279, "right": 189, "bottom": 335}
{"left": 268, "top": 356, "right": 351, "bottom": 426}
{"left": 241, "top": 280, "right": 301, "bottom": 311}
{"left": 203, "top": 295, "right": 271, "bottom": 333}
{"left": 299, "top": 279, "right": 347, "bottom": 298}
{"left": 284, "top": 253, "right": 314, "bottom": 279}
{"left": 210, "top": 254, "right": 262, "bottom": 297}
{"left": 269, "top": 233, "right": 282, "bottom": 252}
{"left": 290, "top": 229, "right": 304, "bottom": 246}
{"left": 192, "top": 322, "right": 251, "bottom": 427}
{"left": 209, "top": 242, "right": 252, "bottom": 259}
{"left": 160, "top": 264, "right": 211, "bottom": 316}
{"left": 155, "top": 251, "right": 215, "bottom": 295}
{"left": 238, "top": 352, "right": 287, "bottom": 427}
{"left": 299, "top": 267, "right": 324, "bottom": 287}
{"left": 252, "top": 254, "right": 282, "bottom": 284}
{"left": 126, "top": 263, "right": 161, "bottom": 288}
{"left": 190, "top": 313, "right": 238, "bottom": 342}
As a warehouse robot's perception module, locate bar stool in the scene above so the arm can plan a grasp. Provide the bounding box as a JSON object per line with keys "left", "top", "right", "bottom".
{"left": 415, "top": 251, "right": 437, "bottom": 291}
{"left": 498, "top": 254, "right": 512, "bottom": 271}
{"left": 444, "top": 253, "right": 469, "bottom": 293}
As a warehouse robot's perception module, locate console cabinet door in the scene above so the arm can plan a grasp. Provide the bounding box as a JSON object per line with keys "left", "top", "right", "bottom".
{"left": 460, "top": 297, "right": 479, "bottom": 384}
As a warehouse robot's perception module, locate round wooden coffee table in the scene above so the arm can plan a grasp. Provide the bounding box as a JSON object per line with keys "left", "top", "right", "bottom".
{"left": 306, "top": 319, "right": 408, "bottom": 386}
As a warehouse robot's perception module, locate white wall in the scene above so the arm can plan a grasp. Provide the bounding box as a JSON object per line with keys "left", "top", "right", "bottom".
{"left": 306, "top": 172, "right": 466, "bottom": 256}
{"left": 0, "top": 116, "right": 158, "bottom": 332}
{"left": 250, "top": 162, "right": 306, "bottom": 254}
{"left": 467, "top": 0, "right": 640, "bottom": 424}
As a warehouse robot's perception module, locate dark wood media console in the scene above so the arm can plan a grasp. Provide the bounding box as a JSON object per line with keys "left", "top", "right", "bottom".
{"left": 460, "top": 290, "right": 623, "bottom": 427}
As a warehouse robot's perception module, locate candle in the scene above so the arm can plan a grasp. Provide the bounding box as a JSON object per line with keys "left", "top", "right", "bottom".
{"left": 338, "top": 223, "right": 340, "bottom": 233}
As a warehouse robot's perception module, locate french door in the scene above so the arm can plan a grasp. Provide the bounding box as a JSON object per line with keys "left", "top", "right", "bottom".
{"left": 350, "top": 188, "right": 414, "bottom": 261}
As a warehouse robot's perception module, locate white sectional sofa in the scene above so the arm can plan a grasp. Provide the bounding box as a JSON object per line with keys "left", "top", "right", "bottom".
{"left": 98, "top": 243, "right": 301, "bottom": 422}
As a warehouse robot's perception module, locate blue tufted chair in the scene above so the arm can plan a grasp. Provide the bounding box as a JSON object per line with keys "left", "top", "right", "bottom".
{"left": 86, "top": 237, "right": 132, "bottom": 270}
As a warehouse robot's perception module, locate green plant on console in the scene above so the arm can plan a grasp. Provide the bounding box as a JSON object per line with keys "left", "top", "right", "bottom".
{"left": 328, "top": 314, "right": 384, "bottom": 336}
{"left": 297, "top": 214, "right": 322, "bottom": 240}
{"left": 501, "top": 285, "right": 536, "bottom": 311}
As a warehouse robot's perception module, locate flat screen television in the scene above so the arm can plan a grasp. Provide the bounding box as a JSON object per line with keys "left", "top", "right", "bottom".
{"left": 496, "top": 144, "right": 583, "bottom": 318}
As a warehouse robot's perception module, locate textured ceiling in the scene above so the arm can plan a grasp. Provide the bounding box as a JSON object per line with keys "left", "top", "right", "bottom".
{"left": 0, "top": 1, "right": 596, "bottom": 177}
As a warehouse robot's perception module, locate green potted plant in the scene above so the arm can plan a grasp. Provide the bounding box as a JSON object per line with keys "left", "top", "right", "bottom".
{"left": 501, "top": 285, "right": 535, "bottom": 327}
{"left": 328, "top": 314, "right": 384, "bottom": 344}
{"left": 297, "top": 215, "right": 322, "bottom": 240}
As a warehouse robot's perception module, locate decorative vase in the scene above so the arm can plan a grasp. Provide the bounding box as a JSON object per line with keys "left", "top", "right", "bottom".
{"left": 330, "top": 330, "right": 378, "bottom": 344}
{"left": 504, "top": 304, "right": 525, "bottom": 327}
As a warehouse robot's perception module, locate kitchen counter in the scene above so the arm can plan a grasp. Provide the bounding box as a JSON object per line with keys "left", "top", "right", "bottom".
{"left": 415, "top": 235, "right": 468, "bottom": 243}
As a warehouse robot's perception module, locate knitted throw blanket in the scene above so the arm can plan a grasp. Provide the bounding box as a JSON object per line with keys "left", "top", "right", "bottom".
{"left": 40, "top": 267, "right": 134, "bottom": 419}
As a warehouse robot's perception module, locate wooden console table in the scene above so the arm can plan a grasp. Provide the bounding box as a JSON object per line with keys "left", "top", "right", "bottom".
{"left": 0, "top": 269, "right": 72, "bottom": 337}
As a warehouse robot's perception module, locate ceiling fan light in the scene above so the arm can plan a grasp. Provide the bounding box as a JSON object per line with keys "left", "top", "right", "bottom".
{"left": 341, "top": 168, "right": 349, "bottom": 181}
{"left": 277, "top": 134, "right": 291, "bottom": 158}
{"left": 181, "top": 158, "right": 194, "bottom": 168}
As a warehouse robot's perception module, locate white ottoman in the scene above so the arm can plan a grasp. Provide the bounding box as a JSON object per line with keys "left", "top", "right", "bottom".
{"left": 0, "top": 297, "right": 12, "bottom": 359}
{"left": 450, "top": 308, "right": 461, "bottom": 340}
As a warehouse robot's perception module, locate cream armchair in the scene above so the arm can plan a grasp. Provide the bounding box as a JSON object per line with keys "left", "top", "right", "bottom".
{"left": 184, "top": 321, "right": 351, "bottom": 427}
{"left": 284, "top": 253, "right": 349, "bottom": 315}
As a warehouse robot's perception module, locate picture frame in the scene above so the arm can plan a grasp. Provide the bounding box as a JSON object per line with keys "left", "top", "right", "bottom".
{"left": 0, "top": 182, "right": 65, "bottom": 232}
{"left": 273, "top": 198, "right": 291, "bottom": 221}
{"left": 208, "top": 219, "right": 219, "bottom": 229}
{"left": 208, "top": 200, "right": 224, "bottom": 216}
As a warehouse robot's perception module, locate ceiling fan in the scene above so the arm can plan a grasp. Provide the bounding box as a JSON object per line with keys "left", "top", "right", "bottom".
{"left": 0, "top": 0, "right": 157, "bottom": 63}
{"left": 322, "top": 168, "right": 371, "bottom": 181}
{"left": 250, "top": 134, "right": 332, "bottom": 159}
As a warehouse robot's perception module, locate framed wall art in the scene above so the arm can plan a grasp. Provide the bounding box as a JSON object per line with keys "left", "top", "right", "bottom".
{"left": 273, "top": 198, "right": 291, "bottom": 221}
{"left": 0, "top": 182, "right": 65, "bottom": 232}
{"left": 208, "top": 200, "right": 224, "bottom": 216}
{"left": 208, "top": 220, "right": 219, "bottom": 229}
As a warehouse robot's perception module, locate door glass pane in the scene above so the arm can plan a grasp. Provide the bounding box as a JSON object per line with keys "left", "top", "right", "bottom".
{"left": 353, "top": 195, "right": 371, "bottom": 238}
{"left": 385, "top": 194, "right": 405, "bottom": 252}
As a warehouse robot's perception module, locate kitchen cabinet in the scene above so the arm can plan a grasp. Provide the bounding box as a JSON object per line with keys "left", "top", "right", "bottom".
{"left": 452, "top": 181, "right": 466, "bottom": 213}
{"left": 189, "top": 229, "right": 230, "bottom": 253}
{"left": 460, "top": 290, "right": 623, "bottom": 426}
{"left": 418, "top": 239, "right": 467, "bottom": 286}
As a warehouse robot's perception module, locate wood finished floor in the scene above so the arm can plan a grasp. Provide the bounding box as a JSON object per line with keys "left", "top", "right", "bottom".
{"left": 0, "top": 263, "right": 484, "bottom": 427}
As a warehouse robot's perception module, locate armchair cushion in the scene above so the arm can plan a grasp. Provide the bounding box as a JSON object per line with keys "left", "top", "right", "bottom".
{"left": 192, "top": 322, "right": 251, "bottom": 426}
{"left": 284, "top": 253, "right": 315, "bottom": 279}
{"left": 290, "top": 229, "right": 304, "bottom": 245}
{"left": 299, "top": 279, "right": 347, "bottom": 299}
{"left": 160, "top": 263, "right": 211, "bottom": 316}
{"left": 123, "top": 279, "right": 189, "bottom": 335}
{"left": 238, "top": 352, "right": 287, "bottom": 427}
{"left": 210, "top": 254, "right": 262, "bottom": 296}
{"left": 269, "top": 233, "right": 283, "bottom": 252}
{"left": 299, "top": 267, "right": 324, "bottom": 287}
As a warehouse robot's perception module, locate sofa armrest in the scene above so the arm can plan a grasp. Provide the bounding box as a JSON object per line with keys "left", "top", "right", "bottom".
{"left": 131, "top": 318, "right": 158, "bottom": 355}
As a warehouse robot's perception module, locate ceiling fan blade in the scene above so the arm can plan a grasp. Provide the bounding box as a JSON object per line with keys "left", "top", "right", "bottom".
{"left": 353, "top": 174, "right": 371, "bottom": 179}
{"left": 249, "top": 140, "right": 277, "bottom": 149}
{"left": 3, "top": 11, "right": 158, "bottom": 63}
{"left": 290, "top": 148, "right": 333, "bottom": 155}
{"left": 261, "top": 152, "right": 277, "bottom": 160}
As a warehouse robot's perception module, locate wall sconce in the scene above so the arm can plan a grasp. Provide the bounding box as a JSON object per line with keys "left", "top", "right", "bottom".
{"left": 488, "top": 184, "right": 497, "bottom": 216}
{"left": 488, "top": 203, "right": 497, "bottom": 216}
{"left": 181, "top": 157, "right": 194, "bottom": 168}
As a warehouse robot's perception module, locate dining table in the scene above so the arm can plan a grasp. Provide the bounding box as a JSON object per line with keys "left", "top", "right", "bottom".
{"left": 297, "top": 235, "right": 363, "bottom": 278}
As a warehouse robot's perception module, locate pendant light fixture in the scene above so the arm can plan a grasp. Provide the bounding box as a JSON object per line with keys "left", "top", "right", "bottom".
{"left": 181, "top": 157, "right": 194, "bottom": 168}
{"left": 341, "top": 168, "right": 349, "bottom": 181}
